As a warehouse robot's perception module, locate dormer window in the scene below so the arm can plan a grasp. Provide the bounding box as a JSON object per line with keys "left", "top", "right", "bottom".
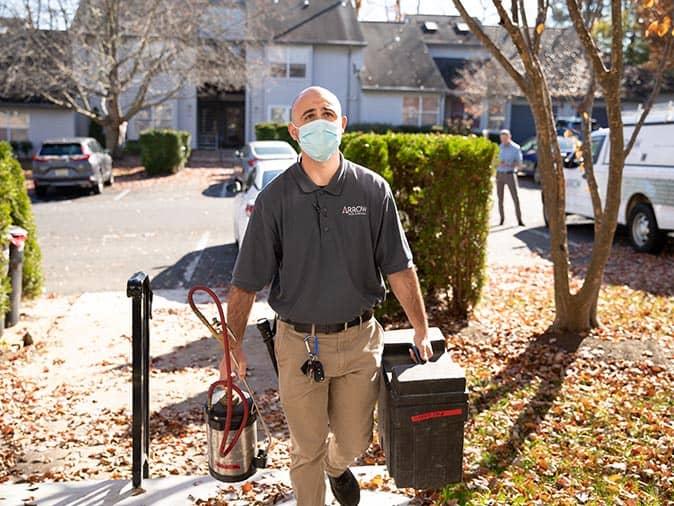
{"left": 422, "top": 21, "right": 438, "bottom": 33}
{"left": 455, "top": 22, "right": 470, "bottom": 34}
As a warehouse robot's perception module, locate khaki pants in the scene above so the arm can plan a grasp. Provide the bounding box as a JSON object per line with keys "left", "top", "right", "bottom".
{"left": 274, "top": 317, "right": 384, "bottom": 506}
{"left": 496, "top": 171, "right": 523, "bottom": 223}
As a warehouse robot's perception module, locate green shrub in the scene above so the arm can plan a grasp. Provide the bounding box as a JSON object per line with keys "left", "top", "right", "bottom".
{"left": 0, "top": 141, "right": 44, "bottom": 303}
{"left": 343, "top": 132, "right": 496, "bottom": 319}
{"left": 123, "top": 139, "right": 142, "bottom": 156}
{"left": 139, "top": 129, "right": 191, "bottom": 175}
{"left": 254, "top": 122, "right": 299, "bottom": 152}
{"left": 0, "top": 170, "right": 12, "bottom": 318}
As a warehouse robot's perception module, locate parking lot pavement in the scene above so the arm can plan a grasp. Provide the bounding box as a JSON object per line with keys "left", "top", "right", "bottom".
{"left": 29, "top": 166, "right": 241, "bottom": 295}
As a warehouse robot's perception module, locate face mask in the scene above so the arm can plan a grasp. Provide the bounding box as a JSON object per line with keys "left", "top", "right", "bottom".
{"left": 292, "top": 119, "right": 342, "bottom": 162}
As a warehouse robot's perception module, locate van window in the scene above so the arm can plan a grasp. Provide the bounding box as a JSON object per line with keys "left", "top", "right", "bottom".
{"left": 591, "top": 136, "right": 605, "bottom": 164}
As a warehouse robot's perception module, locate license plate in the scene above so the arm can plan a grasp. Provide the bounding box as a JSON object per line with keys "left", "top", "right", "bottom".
{"left": 54, "top": 168, "right": 69, "bottom": 177}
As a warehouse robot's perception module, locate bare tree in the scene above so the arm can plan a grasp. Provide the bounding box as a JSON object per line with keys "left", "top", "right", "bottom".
{"left": 1, "top": 0, "right": 253, "bottom": 156}
{"left": 451, "top": 0, "right": 674, "bottom": 333}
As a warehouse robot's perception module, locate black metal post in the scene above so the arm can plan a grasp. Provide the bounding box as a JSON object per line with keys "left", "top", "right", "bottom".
{"left": 127, "top": 272, "right": 153, "bottom": 489}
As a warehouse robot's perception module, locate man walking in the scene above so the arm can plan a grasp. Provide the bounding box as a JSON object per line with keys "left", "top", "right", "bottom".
{"left": 222, "top": 86, "right": 432, "bottom": 506}
{"left": 496, "top": 129, "right": 525, "bottom": 226}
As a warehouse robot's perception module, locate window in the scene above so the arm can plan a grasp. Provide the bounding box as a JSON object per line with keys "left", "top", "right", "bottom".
{"left": 0, "top": 110, "right": 30, "bottom": 141}
{"left": 254, "top": 144, "right": 296, "bottom": 157}
{"left": 269, "top": 106, "right": 289, "bottom": 123}
{"left": 39, "top": 143, "right": 83, "bottom": 156}
{"left": 267, "top": 45, "right": 307, "bottom": 79}
{"left": 402, "top": 95, "right": 439, "bottom": 126}
{"left": 289, "top": 63, "right": 306, "bottom": 78}
{"left": 135, "top": 103, "right": 174, "bottom": 132}
{"left": 261, "top": 169, "right": 282, "bottom": 188}
{"left": 591, "top": 135, "right": 605, "bottom": 164}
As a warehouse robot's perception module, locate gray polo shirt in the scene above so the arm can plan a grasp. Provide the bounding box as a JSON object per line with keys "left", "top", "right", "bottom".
{"left": 230, "top": 152, "right": 414, "bottom": 324}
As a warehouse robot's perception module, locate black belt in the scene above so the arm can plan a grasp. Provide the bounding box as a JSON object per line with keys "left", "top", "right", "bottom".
{"left": 279, "top": 309, "right": 373, "bottom": 334}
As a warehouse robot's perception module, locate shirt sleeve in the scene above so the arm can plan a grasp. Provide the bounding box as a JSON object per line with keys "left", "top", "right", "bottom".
{"left": 515, "top": 145, "right": 523, "bottom": 163}
{"left": 231, "top": 194, "right": 280, "bottom": 292}
{"left": 375, "top": 183, "right": 414, "bottom": 276}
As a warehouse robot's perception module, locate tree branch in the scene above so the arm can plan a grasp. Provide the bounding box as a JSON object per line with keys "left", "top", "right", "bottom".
{"left": 566, "top": 0, "right": 609, "bottom": 78}
{"left": 451, "top": 0, "right": 528, "bottom": 92}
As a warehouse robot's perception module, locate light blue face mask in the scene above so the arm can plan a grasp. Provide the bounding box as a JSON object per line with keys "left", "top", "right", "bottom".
{"left": 292, "top": 118, "right": 342, "bottom": 162}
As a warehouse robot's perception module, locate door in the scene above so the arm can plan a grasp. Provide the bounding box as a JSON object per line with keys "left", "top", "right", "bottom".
{"left": 222, "top": 104, "right": 244, "bottom": 148}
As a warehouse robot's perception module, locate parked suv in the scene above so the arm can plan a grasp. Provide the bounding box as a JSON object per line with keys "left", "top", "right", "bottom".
{"left": 32, "top": 137, "right": 113, "bottom": 198}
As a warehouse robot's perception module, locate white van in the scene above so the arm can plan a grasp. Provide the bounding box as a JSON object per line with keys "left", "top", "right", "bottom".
{"left": 562, "top": 104, "right": 674, "bottom": 253}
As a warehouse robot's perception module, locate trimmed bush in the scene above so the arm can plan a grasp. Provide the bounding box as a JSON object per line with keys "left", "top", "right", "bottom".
{"left": 139, "top": 129, "right": 191, "bottom": 175}
{"left": 254, "top": 122, "right": 300, "bottom": 152}
{"left": 0, "top": 141, "right": 44, "bottom": 305}
{"left": 343, "top": 132, "right": 497, "bottom": 318}
{"left": 123, "top": 139, "right": 142, "bottom": 156}
{"left": 0, "top": 165, "right": 12, "bottom": 318}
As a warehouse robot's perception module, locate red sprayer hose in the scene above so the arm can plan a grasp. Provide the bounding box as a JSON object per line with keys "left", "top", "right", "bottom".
{"left": 188, "top": 285, "right": 249, "bottom": 458}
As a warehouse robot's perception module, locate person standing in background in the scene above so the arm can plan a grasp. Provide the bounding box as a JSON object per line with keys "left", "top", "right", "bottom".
{"left": 496, "top": 129, "right": 525, "bottom": 226}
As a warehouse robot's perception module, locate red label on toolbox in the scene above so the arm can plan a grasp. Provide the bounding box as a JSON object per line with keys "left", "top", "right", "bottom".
{"left": 216, "top": 462, "right": 241, "bottom": 470}
{"left": 410, "top": 408, "right": 463, "bottom": 423}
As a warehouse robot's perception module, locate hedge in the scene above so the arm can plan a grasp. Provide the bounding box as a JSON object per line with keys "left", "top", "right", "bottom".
{"left": 139, "top": 129, "right": 191, "bottom": 175}
{"left": 254, "top": 122, "right": 300, "bottom": 152}
{"left": 0, "top": 141, "right": 44, "bottom": 312}
{"left": 254, "top": 120, "right": 472, "bottom": 149}
{"left": 342, "top": 132, "right": 497, "bottom": 318}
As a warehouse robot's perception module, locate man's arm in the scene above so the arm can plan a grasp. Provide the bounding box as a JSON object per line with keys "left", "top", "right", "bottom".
{"left": 387, "top": 267, "right": 433, "bottom": 360}
{"left": 221, "top": 285, "right": 256, "bottom": 379}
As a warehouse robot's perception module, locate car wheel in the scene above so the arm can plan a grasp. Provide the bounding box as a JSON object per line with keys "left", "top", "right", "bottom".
{"left": 92, "top": 176, "right": 104, "bottom": 195}
{"left": 628, "top": 203, "right": 666, "bottom": 254}
{"left": 104, "top": 169, "right": 114, "bottom": 186}
{"left": 35, "top": 185, "right": 48, "bottom": 199}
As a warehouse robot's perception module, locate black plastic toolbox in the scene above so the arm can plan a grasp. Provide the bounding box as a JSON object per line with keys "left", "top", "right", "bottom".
{"left": 378, "top": 327, "right": 468, "bottom": 489}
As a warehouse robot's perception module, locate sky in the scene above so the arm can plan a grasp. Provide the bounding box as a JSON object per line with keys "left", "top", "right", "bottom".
{"left": 358, "top": 0, "right": 541, "bottom": 25}
{"left": 1, "top": 0, "right": 543, "bottom": 26}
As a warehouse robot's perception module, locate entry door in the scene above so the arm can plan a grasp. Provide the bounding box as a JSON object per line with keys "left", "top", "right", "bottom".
{"left": 222, "top": 104, "right": 244, "bottom": 148}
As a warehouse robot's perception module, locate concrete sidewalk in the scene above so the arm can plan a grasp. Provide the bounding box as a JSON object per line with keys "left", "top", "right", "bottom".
{"left": 0, "top": 466, "right": 411, "bottom": 505}
{"left": 1, "top": 289, "right": 416, "bottom": 504}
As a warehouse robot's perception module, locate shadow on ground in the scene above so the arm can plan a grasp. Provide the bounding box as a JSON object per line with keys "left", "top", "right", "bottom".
{"left": 513, "top": 224, "right": 674, "bottom": 296}
{"left": 149, "top": 242, "right": 238, "bottom": 302}
{"left": 201, "top": 176, "right": 241, "bottom": 198}
{"left": 468, "top": 332, "right": 582, "bottom": 475}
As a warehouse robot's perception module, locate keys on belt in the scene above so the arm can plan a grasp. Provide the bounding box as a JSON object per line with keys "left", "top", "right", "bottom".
{"left": 280, "top": 309, "right": 373, "bottom": 334}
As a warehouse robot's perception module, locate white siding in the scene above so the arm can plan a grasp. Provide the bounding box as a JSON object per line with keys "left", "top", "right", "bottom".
{"left": 312, "top": 45, "right": 361, "bottom": 120}
{"left": 28, "top": 108, "right": 77, "bottom": 151}
{"left": 359, "top": 91, "right": 443, "bottom": 126}
{"left": 360, "top": 92, "right": 403, "bottom": 124}
{"left": 177, "top": 85, "right": 198, "bottom": 149}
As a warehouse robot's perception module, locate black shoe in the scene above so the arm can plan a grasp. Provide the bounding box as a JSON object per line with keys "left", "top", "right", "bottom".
{"left": 328, "top": 468, "right": 360, "bottom": 506}
{"left": 498, "top": 218, "right": 504, "bottom": 226}
{"left": 518, "top": 220, "right": 525, "bottom": 227}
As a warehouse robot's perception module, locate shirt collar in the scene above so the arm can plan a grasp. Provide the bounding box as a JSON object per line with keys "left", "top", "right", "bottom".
{"left": 291, "top": 151, "right": 347, "bottom": 196}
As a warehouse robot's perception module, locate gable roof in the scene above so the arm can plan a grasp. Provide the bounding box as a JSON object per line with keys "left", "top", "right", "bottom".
{"left": 406, "top": 14, "right": 483, "bottom": 47}
{"left": 359, "top": 21, "right": 447, "bottom": 93}
{"left": 248, "top": 0, "right": 365, "bottom": 45}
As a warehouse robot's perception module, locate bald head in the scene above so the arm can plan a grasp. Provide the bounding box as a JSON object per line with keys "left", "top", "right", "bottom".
{"left": 290, "top": 86, "right": 343, "bottom": 126}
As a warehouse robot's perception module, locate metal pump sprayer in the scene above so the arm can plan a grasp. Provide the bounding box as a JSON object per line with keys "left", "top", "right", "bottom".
{"left": 187, "top": 285, "right": 274, "bottom": 482}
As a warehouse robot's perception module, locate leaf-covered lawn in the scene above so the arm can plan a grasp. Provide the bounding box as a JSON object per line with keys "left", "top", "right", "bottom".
{"left": 430, "top": 243, "right": 674, "bottom": 505}
{"left": 1, "top": 244, "right": 672, "bottom": 505}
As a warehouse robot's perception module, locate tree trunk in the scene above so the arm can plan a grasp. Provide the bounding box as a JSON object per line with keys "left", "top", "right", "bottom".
{"left": 103, "top": 120, "right": 127, "bottom": 159}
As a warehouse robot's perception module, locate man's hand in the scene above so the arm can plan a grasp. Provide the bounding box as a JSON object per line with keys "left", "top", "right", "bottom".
{"left": 410, "top": 330, "right": 433, "bottom": 363}
{"left": 219, "top": 344, "right": 247, "bottom": 380}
